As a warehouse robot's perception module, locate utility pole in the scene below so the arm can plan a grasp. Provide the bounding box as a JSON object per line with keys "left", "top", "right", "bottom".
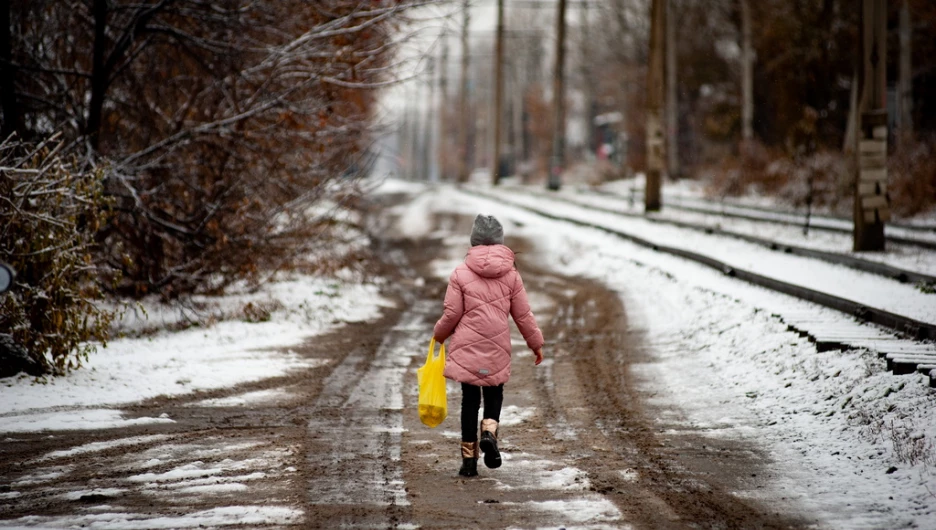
{"left": 645, "top": 0, "right": 666, "bottom": 211}
{"left": 897, "top": 0, "right": 913, "bottom": 147}
{"left": 398, "top": 102, "right": 408, "bottom": 178}
{"left": 438, "top": 38, "right": 449, "bottom": 181}
{"left": 492, "top": 0, "right": 505, "bottom": 185}
{"left": 665, "top": 0, "right": 679, "bottom": 179}
{"left": 510, "top": 58, "right": 524, "bottom": 179}
{"left": 579, "top": 0, "right": 594, "bottom": 159}
{"left": 854, "top": 0, "right": 889, "bottom": 251}
{"left": 409, "top": 89, "right": 421, "bottom": 180}
{"left": 547, "top": 0, "right": 567, "bottom": 191}
{"left": 458, "top": 0, "right": 471, "bottom": 183}
{"left": 422, "top": 57, "right": 435, "bottom": 182}
{"left": 740, "top": 0, "right": 753, "bottom": 143}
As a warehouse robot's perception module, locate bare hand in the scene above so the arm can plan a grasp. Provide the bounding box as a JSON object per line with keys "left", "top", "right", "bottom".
{"left": 533, "top": 348, "right": 544, "bottom": 366}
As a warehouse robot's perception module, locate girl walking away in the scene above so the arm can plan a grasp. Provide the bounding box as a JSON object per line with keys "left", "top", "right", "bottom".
{"left": 433, "top": 214, "right": 545, "bottom": 477}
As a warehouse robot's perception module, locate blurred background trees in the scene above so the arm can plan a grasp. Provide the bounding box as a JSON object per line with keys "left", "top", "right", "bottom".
{"left": 4, "top": 0, "right": 936, "bottom": 373}
{"left": 423, "top": 0, "right": 934, "bottom": 215}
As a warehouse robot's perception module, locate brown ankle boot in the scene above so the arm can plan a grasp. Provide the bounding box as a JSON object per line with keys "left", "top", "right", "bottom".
{"left": 479, "top": 419, "right": 501, "bottom": 469}
{"left": 459, "top": 441, "right": 479, "bottom": 477}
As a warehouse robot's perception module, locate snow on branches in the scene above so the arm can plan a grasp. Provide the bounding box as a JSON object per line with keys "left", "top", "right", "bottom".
{"left": 2, "top": 0, "right": 423, "bottom": 298}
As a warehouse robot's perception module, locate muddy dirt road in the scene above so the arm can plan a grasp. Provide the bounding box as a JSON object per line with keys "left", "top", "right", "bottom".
{"left": 0, "top": 197, "right": 814, "bottom": 528}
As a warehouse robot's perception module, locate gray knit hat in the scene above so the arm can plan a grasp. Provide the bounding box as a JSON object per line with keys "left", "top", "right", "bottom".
{"left": 469, "top": 214, "right": 504, "bottom": 246}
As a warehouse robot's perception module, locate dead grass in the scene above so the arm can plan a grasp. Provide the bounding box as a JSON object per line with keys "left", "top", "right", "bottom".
{"left": 888, "top": 139, "right": 936, "bottom": 218}
{"left": 889, "top": 421, "right": 936, "bottom": 467}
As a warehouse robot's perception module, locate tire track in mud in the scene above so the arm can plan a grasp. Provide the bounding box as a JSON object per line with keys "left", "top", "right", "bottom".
{"left": 0, "top": 302, "right": 410, "bottom": 528}
{"left": 304, "top": 302, "right": 437, "bottom": 528}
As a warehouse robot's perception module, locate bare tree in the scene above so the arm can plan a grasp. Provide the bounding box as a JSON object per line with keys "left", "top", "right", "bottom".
{"left": 4, "top": 0, "right": 427, "bottom": 297}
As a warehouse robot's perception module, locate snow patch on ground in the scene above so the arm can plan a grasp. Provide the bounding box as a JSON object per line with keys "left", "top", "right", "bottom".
{"left": 618, "top": 468, "right": 639, "bottom": 482}
{"left": 60, "top": 488, "right": 127, "bottom": 501}
{"left": 188, "top": 388, "right": 295, "bottom": 408}
{"left": 494, "top": 455, "right": 589, "bottom": 491}
{"left": 498, "top": 405, "right": 537, "bottom": 427}
{"left": 33, "top": 435, "right": 172, "bottom": 462}
{"left": 127, "top": 462, "right": 225, "bottom": 483}
{"left": 0, "top": 410, "right": 175, "bottom": 433}
{"left": 13, "top": 468, "right": 71, "bottom": 486}
{"left": 0, "top": 274, "right": 390, "bottom": 432}
{"left": 515, "top": 497, "right": 625, "bottom": 525}
{"left": 0, "top": 506, "right": 303, "bottom": 529}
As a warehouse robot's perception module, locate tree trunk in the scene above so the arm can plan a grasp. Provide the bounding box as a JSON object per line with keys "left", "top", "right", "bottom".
{"left": 511, "top": 63, "right": 525, "bottom": 179}
{"left": 548, "top": 0, "right": 567, "bottom": 191}
{"left": 86, "top": 0, "right": 110, "bottom": 150}
{"left": 665, "top": 0, "right": 679, "bottom": 179}
{"left": 458, "top": 0, "right": 470, "bottom": 183}
{"left": 422, "top": 57, "right": 434, "bottom": 182}
{"left": 740, "top": 0, "right": 753, "bottom": 142}
{"left": 645, "top": 0, "right": 666, "bottom": 211}
{"left": 492, "top": 0, "right": 505, "bottom": 185}
{"left": 580, "top": 0, "right": 594, "bottom": 160}
{"left": 437, "top": 39, "right": 448, "bottom": 181}
{"left": 0, "top": 0, "right": 19, "bottom": 140}
{"left": 897, "top": 0, "right": 913, "bottom": 146}
{"left": 410, "top": 88, "right": 421, "bottom": 180}
{"left": 843, "top": 71, "right": 859, "bottom": 153}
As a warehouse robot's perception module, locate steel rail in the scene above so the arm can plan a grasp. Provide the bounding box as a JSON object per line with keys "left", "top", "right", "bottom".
{"left": 508, "top": 186, "right": 936, "bottom": 287}
{"left": 588, "top": 188, "right": 936, "bottom": 251}
{"left": 470, "top": 188, "right": 936, "bottom": 342}
{"left": 600, "top": 186, "right": 936, "bottom": 234}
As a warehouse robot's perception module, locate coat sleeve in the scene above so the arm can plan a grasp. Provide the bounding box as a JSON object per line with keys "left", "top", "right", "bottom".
{"left": 509, "top": 272, "right": 545, "bottom": 351}
{"left": 433, "top": 270, "right": 464, "bottom": 342}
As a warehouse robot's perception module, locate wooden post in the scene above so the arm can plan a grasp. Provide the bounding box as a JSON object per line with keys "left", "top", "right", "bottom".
{"left": 548, "top": 0, "right": 567, "bottom": 191}
{"left": 645, "top": 0, "right": 666, "bottom": 211}
{"left": 458, "top": 0, "right": 470, "bottom": 183}
{"left": 854, "top": 0, "right": 888, "bottom": 251}
{"left": 492, "top": 0, "right": 505, "bottom": 186}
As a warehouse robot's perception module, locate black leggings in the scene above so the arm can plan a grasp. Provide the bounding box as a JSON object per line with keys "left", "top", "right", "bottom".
{"left": 461, "top": 383, "right": 504, "bottom": 442}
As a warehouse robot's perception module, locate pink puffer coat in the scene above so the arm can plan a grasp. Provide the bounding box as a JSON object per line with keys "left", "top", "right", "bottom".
{"left": 433, "top": 244, "right": 544, "bottom": 386}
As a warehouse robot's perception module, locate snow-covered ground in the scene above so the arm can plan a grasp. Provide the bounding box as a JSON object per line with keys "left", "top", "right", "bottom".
{"left": 486, "top": 184, "right": 936, "bottom": 325}
{"left": 420, "top": 181, "right": 936, "bottom": 528}
{"left": 602, "top": 175, "right": 936, "bottom": 231}
{"left": 548, "top": 181, "right": 936, "bottom": 278}
{"left": 2, "top": 176, "right": 935, "bottom": 528}
{"left": 0, "top": 275, "right": 390, "bottom": 429}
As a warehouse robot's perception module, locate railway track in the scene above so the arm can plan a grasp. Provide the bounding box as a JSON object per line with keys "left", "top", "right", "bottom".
{"left": 463, "top": 186, "right": 936, "bottom": 387}
{"left": 665, "top": 194, "right": 936, "bottom": 235}
{"left": 591, "top": 186, "right": 936, "bottom": 251}
{"left": 506, "top": 186, "right": 936, "bottom": 287}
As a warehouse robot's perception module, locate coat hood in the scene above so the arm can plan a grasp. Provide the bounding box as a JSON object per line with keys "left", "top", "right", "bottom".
{"left": 464, "top": 244, "right": 515, "bottom": 279}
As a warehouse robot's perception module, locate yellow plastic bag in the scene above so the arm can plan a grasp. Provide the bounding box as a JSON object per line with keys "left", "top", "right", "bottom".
{"left": 417, "top": 338, "right": 447, "bottom": 428}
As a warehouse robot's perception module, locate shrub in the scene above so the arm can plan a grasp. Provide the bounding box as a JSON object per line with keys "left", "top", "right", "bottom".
{"left": 889, "top": 139, "right": 936, "bottom": 218}
{"left": 0, "top": 137, "right": 117, "bottom": 374}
